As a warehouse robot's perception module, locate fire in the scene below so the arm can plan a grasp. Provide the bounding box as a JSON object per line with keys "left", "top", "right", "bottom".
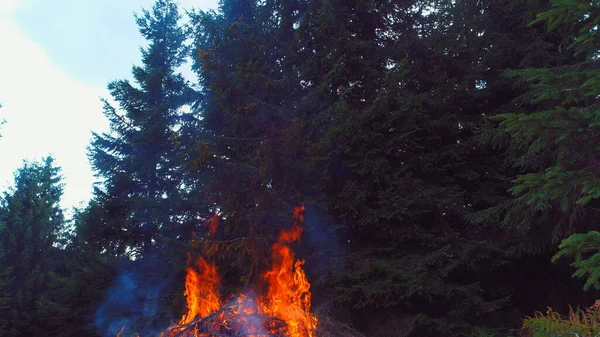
{"left": 123, "top": 206, "right": 316, "bottom": 337}
{"left": 180, "top": 253, "right": 221, "bottom": 324}
{"left": 259, "top": 206, "right": 317, "bottom": 337}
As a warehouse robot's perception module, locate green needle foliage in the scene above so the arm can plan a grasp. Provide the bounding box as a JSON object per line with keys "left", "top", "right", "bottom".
{"left": 186, "top": 0, "right": 576, "bottom": 336}
{"left": 553, "top": 231, "right": 600, "bottom": 291}
{"left": 4, "top": 1, "right": 600, "bottom": 336}
{"left": 84, "top": 0, "right": 199, "bottom": 258}
{"left": 0, "top": 157, "right": 64, "bottom": 337}
{"left": 489, "top": 0, "right": 600, "bottom": 245}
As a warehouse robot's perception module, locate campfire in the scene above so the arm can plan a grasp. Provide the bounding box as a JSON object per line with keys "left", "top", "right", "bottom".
{"left": 120, "top": 206, "right": 318, "bottom": 337}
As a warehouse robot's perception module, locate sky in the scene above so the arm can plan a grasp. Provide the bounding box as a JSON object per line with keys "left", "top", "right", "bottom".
{"left": 0, "top": 0, "right": 218, "bottom": 212}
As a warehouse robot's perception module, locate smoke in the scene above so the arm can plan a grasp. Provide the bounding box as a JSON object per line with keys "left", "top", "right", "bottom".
{"left": 235, "top": 290, "right": 268, "bottom": 336}
{"left": 92, "top": 204, "right": 345, "bottom": 337}
{"left": 303, "top": 203, "right": 345, "bottom": 271}
{"left": 304, "top": 205, "right": 336, "bottom": 245}
{"left": 94, "top": 257, "right": 173, "bottom": 337}
{"left": 301, "top": 203, "right": 348, "bottom": 315}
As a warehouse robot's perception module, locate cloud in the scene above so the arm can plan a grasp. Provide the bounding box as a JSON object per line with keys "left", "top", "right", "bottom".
{"left": 0, "top": 18, "right": 109, "bottom": 210}
{"left": 0, "top": 0, "right": 22, "bottom": 13}
{"left": 0, "top": 0, "right": 219, "bottom": 212}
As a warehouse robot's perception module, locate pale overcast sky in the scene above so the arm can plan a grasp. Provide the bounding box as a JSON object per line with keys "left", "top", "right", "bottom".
{"left": 0, "top": 0, "right": 218, "bottom": 211}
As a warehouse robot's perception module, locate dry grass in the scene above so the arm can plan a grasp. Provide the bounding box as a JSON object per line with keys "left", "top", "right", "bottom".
{"left": 316, "top": 315, "right": 368, "bottom": 337}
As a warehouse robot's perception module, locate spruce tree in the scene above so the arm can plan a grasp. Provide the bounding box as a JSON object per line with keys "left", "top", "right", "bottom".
{"left": 85, "top": 0, "right": 198, "bottom": 257}
{"left": 482, "top": 0, "right": 598, "bottom": 250}
{"left": 0, "top": 229, "right": 11, "bottom": 334}
{"left": 291, "top": 1, "right": 508, "bottom": 335}
{"left": 186, "top": 1, "right": 509, "bottom": 335}
{"left": 480, "top": 1, "right": 600, "bottom": 314}
{"left": 0, "top": 157, "right": 64, "bottom": 337}
{"left": 185, "top": 0, "right": 597, "bottom": 336}
{"left": 186, "top": 0, "right": 309, "bottom": 290}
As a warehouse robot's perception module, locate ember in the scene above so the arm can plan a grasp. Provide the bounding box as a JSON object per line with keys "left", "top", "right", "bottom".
{"left": 162, "top": 294, "right": 290, "bottom": 337}
{"left": 157, "top": 206, "right": 317, "bottom": 337}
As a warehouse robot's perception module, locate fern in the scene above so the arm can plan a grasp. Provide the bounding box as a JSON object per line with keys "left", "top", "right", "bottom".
{"left": 523, "top": 300, "right": 600, "bottom": 337}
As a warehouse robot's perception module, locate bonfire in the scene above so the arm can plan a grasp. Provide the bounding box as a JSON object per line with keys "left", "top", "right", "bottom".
{"left": 118, "top": 206, "right": 314, "bottom": 337}
{"left": 162, "top": 206, "right": 316, "bottom": 337}
{"left": 118, "top": 206, "right": 365, "bottom": 337}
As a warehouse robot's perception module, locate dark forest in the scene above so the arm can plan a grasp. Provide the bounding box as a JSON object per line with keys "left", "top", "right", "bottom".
{"left": 2, "top": 0, "right": 600, "bottom": 337}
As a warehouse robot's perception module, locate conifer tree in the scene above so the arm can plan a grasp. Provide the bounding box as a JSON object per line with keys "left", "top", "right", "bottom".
{"left": 170, "top": 0, "right": 600, "bottom": 336}
{"left": 484, "top": 0, "right": 599, "bottom": 250}
{"left": 186, "top": 0, "right": 308, "bottom": 289}
{"left": 186, "top": 1, "right": 522, "bottom": 336}
{"left": 85, "top": 0, "right": 198, "bottom": 257}
{"left": 0, "top": 230, "right": 10, "bottom": 334}
{"left": 0, "top": 157, "right": 64, "bottom": 337}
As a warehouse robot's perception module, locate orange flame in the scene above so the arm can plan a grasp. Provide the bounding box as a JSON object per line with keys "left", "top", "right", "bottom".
{"left": 259, "top": 205, "right": 317, "bottom": 337}
{"left": 180, "top": 253, "right": 221, "bottom": 324}
{"left": 128, "top": 206, "right": 316, "bottom": 337}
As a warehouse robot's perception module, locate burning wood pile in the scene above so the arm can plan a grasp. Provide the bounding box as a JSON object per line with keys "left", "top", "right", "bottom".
{"left": 162, "top": 294, "right": 298, "bottom": 337}
{"left": 159, "top": 206, "right": 318, "bottom": 337}
{"left": 118, "top": 206, "right": 365, "bottom": 337}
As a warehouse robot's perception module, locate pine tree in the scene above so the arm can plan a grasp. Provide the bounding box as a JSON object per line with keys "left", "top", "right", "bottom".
{"left": 291, "top": 1, "right": 508, "bottom": 335}
{"left": 187, "top": 1, "right": 490, "bottom": 336}
{"left": 29, "top": 207, "right": 117, "bottom": 337}
{"left": 0, "top": 157, "right": 64, "bottom": 337}
{"left": 462, "top": 0, "right": 600, "bottom": 330}
{"left": 482, "top": 0, "right": 599, "bottom": 250}
{"left": 185, "top": 0, "right": 599, "bottom": 336}
{"left": 85, "top": 0, "right": 198, "bottom": 257}
{"left": 186, "top": 0, "right": 310, "bottom": 290}
{"left": 0, "top": 231, "right": 11, "bottom": 334}
{"left": 0, "top": 101, "right": 8, "bottom": 325}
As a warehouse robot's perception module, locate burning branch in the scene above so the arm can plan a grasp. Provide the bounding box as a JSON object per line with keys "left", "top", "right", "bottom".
{"left": 163, "top": 295, "right": 291, "bottom": 337}
{"left": 125, "top": 206, "right": 332, "bottom": 337}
